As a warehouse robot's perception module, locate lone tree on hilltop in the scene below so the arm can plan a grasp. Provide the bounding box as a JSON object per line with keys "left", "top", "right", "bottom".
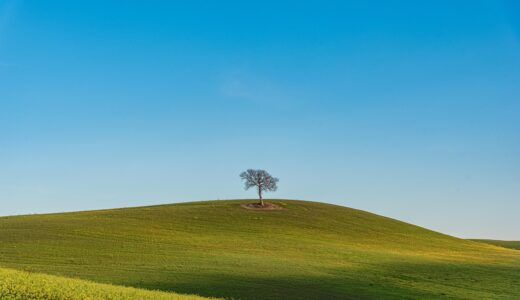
{"left": 240, "top": 169, "right": 279, "bottom": 207}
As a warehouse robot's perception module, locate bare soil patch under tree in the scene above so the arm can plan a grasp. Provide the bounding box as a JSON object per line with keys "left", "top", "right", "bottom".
{"left": 240, "top": 202, "right": 283, "bottom": 210}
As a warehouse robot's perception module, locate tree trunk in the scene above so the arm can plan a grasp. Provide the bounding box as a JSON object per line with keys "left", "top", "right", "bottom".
{"left": 258, "top": 187, "right": 264, "bottom": 207}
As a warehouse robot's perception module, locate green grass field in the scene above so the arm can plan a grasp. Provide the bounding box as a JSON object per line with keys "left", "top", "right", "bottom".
{"left": 471, "top": 239, "right": 520, "bottom": 250}
{"left": 0, "top": 199, "right": 519, "bottom": 299}
{"left": 0, "top": 267, "right": 213, "bottom": 300}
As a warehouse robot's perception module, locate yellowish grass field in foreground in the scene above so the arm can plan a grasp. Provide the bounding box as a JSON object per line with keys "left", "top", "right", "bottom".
{"left": 0, "top": 267, "right": 214, "bottom": 300}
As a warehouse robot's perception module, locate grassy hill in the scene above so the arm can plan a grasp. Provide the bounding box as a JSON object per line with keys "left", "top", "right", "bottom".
{"left": 471, "top": 239, "right": 520, "bottom": 250}
{"left": 0, "top": 267, "right": 213, "bottom": 300}
{"left": 0, "top": 199, "right": 519, "bottom": 299}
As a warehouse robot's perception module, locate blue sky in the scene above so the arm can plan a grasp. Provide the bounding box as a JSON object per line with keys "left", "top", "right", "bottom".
{"left": 1, "top": 0, "right": 519, "bottom": 239}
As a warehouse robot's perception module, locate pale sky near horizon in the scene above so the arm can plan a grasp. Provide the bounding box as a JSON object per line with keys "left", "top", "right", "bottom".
{"left": 1, "top": 0, "right": 519, "bottom": 239}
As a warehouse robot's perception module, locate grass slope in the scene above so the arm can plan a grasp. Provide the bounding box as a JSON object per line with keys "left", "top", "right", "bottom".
{"left": 0, "top": 199, "right": 519, "bottom": 299}
{"left": 0, "top": 267, "right": 213, "bottom": 300}
{"left": 471, "top": 239, "right": 520, "bottom": 250}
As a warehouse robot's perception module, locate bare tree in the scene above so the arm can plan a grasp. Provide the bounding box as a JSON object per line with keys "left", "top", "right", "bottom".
{"left": 240, "top": 169, "right": 279, "bottom": 207}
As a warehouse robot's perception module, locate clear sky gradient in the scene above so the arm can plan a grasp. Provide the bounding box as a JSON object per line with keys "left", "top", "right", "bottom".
{"left": 1, "top": 1, "right": 519, "bottom": 239}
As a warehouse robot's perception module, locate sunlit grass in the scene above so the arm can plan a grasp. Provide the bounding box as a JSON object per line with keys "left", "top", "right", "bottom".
{"left": 0, "top": 267, "right": 214, "bottom": 300}
{"left": 471, "top": 239, "right": 520, "bottom": 250}
{"left": 0, "top": 199, "right": 519, "bottom": 299}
